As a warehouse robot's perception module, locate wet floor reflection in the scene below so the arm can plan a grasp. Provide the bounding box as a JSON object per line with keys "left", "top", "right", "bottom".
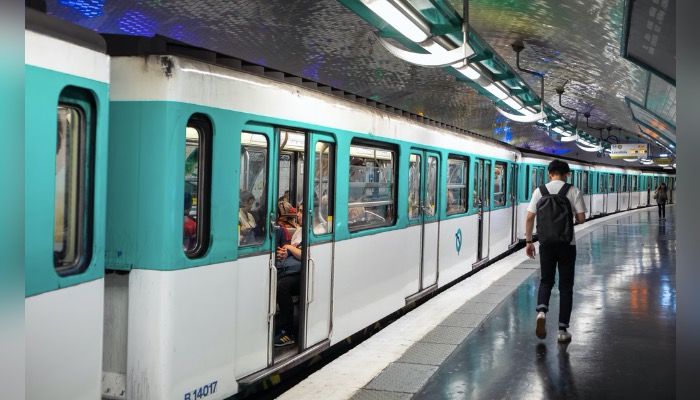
{"left": 416, "top": 207, "right": 675, "bottom": 399}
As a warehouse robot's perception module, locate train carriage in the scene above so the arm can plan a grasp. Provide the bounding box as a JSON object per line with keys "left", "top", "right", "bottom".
{"left": 25, "top": 9, "right": 110, "bottom": 400}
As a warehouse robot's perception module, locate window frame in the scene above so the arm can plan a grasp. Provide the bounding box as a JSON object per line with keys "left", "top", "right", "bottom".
{"left": 54, "top": 87, "right": 96, "bottom": 276}
{"left": 183, "top": 114, "right": 213, "bottom": 259}
{"left": 446, "top": 154, "right": 469, "bottom": 216}
{"left": 347, "top": 139, "right": 398, "bottom": 233}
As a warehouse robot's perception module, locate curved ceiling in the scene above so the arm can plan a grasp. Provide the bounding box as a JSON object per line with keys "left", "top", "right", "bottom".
{"left": 43, "top": 0, "right": 676, "bottom": 167}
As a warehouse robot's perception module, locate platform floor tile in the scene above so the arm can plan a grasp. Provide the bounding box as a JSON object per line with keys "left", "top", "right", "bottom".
{"left": 396, "top": 342, "right": 457, "bottom": 365}
{"left": 364, "top": 363, "right": 438, "bottom": 393}
{"left": 348, "top": 389, "right": 413, "bottom": 400}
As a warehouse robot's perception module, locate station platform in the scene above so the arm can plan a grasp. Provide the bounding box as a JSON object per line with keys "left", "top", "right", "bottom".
{"left": 277, "top": 205, "right": 676, "bottom": 399}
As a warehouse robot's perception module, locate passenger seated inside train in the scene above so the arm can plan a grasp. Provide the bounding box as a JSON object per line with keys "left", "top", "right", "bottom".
{"left": 183, "top": 192, "right": 196, "bottom": 251}
{"left": 274, "top": 203, "right": 304, "bottom": 347}
{"left": 239, "top": 190, "right": 258, "bottom": 245}
{"left": 278, "top": 190, "right": 294, "bottom": 216}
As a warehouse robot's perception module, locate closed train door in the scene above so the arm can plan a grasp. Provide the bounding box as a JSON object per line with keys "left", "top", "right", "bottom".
{"left": 407, "top": 150, "right": 440, "bottom": 297}
{"left": 473, "top": 159, "right": 491, "bottom": 266}
{"left": 509, "top": 163, "right": 518, "bottom": 248}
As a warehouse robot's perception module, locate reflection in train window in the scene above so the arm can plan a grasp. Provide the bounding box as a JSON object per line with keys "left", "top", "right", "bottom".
{"left": 313, "top": 140, "right": 334, "bottom": 235}
{"left": 55, "top": 100, "right": 92, "bottom": 275}
{"left": 348, "top": 141, "right": 396, "bottom": 232}
{"left": 582, "top": 171, "right": 589, "bottom": 195}
{"left": 183, "top": 115, "right": 211, "bottom": 258}
{"left": 239, "top": 132, "right": 269, "bottom": 247}
{"left": 447, "top": 157, "right": 467, "bottom": 215}
{"left": 493, "top": 162, "right": 507, "bottom": 207}
{"left": 408, "top": 154, "right": 421, "bottom": 220}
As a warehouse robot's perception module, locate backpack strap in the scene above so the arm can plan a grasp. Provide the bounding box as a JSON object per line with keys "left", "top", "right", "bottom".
{"left": 539, "top": 185, "right": 550, "bottom": 196}
{"left": 557, "top": 183, "right": 571, "bottom": 195}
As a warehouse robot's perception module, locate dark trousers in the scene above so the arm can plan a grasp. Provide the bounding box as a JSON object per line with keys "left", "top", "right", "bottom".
{"left": 537, "top": 245, "right": 577, "bottom": 329}
{"left": 657, "top": 202, "right": 666, "bottom": 218}
{"left": 276, "top": 273, "right": 300, "bottom": 334}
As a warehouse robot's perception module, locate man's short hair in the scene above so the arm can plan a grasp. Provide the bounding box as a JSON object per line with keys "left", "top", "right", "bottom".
{"left": 548, "top": 159, "right": 570, "bottom": 176}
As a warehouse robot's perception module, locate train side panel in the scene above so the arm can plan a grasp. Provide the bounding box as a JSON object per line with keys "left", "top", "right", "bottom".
{"left": 25, "top": 16, "right": 110, "bottom": 400}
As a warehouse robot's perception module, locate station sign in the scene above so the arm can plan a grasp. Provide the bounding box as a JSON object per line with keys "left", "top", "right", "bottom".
{"left": 653, "top": 157, "right": 674, "bottom": 165}
{"left": 609, "top": 143, "right": 649, "bottom": 159}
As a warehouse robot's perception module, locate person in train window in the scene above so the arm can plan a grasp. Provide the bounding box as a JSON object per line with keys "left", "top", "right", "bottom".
{"left": 525, "top": 160, "right": 586, "bottom": 343}
{"left": 654, "top": 182, "right": 669, "bottom": 220}
{"left": 348, "top": 157, "right": 366, "bottom": 224}
{"left": 274, "top": 203, "right": 305, "bottom": 347}
{"left": 183, "top": 192, "right": 196, "bottom": 251}
{"left": 239, "top": 190, "right": 257, "bottom": 245}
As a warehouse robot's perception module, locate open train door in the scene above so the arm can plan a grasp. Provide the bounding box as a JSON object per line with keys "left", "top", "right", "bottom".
{"left": 302, "top": 133, "right": 335, "bottom": 349}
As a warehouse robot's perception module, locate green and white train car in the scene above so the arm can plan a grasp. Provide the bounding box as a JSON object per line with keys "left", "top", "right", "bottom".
{"left": 25, "top": 9, "right": 110, "bottom": 400}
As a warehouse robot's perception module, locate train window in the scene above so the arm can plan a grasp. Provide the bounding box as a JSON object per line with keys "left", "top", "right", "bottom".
{"left": 408, "top": 154, "right": 421, "bottom": 220}
{"left": 493, "top": 162, "right": 506, "bottom": 207}
{"left": 426, "top": 156, "right": 438, "bottom": 216}
{"left": 631, "top": 176, "right": 637, "bottom": 191}
{"left": 183, "top": 116, "right": 212, "bottom": 258}
{"left": 239, "top": 132, "right": 269, "bottom": 247}
{"left": 599, "top": 174, "right": 606, "bottom": 193}
{"left": 314, "top": 141, "right": 334, "bottom": 235}
{"left": 608, "top": 174, "right": 615, "bottom": 193}
{"left": 621, "top": 175, "right": 627, "bottom": 192}
{"left": 447, "top": 157, "right": 467, "bottom": 215}
{"left": 55, "top": 95, "right": 94, "bottom": 275}
{"left": 582, "top": 171, "right": 588, "bottom": 194}
{"left": 530, "top": 167, "right": 537, "bottom": 196}
{"left": 348, "top": 141, "right": 396, "bottom": 232}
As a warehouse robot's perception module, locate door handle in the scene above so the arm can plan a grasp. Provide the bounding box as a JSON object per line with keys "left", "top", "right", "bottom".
{"left": 268, "top": 259, "right": 277, "bottom": 320}
{"left": 269, "top": 213, "right": 280, "bottom": 238}
{"left": 307, "top": 258, "right": 315, "bottom": 305}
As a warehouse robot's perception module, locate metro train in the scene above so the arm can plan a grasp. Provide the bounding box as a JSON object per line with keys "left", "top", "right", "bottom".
{"left": 25, "top": 8, "right": 676, "bottom": 400}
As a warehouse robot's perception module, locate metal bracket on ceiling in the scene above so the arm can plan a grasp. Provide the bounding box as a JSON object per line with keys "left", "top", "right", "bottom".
{"left": 492, "top": 41, "right": 546, "bottom": 123}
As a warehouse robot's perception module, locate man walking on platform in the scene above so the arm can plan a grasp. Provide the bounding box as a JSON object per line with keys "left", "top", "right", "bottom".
{"left": 525, "top": 160, "right": 587, "bottom": 342}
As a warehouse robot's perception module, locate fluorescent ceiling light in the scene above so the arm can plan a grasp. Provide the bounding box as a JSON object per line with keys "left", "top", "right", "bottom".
{"left": 552, "top": 126, "right": 564, "bottom": 134}
{"left": 502, "top": 97, "right": 523, "bottom": 111}
{"left": 456, "top": 65, "right": 481, "bottom": 80}
{"left": 622, "top": 158, "right": 637, "bottom": 162}
{"left": 483, "top": 83, "right": 508, "bottom": 100}
{"left": 659, "top": 153, "right": 668, "bottom": 157}
{"left": 576, "top": 142, "right": 603, "bottom": 152}
{"left": 362, "top": 0, "right": 429, "bottom": 43}
{"left": 560, "top": 133, "right": 579, "bottom": 142}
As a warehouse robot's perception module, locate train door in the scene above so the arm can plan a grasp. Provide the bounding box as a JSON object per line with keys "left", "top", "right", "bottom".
{"left": 268, "top": 129, "right": 334, "bottom": 364}
{"left": 601, "top": 173, "right": 608, "bottom": 214}
{"left": 509, "top": 163, "right": 518, "bottom": 248}
{"left": 408, "top": 150, "right": 440, "bottom": 295}
{"left": 303, "top": 133, "right": 335, "bottom": 349}
{"left": 473, "top": 159, "right": 491, "bottom": 266}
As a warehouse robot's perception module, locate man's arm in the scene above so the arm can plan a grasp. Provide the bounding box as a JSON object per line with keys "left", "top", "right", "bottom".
{"left": 575, "top": 212, "right": 586, "bottom": 224}
{"left": 525, "top": 211, "right": 536, "bottom": 258}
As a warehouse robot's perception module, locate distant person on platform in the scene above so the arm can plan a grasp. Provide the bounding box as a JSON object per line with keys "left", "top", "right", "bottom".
{"left": 654, "top": 182, "right": 669, "bottom": 220}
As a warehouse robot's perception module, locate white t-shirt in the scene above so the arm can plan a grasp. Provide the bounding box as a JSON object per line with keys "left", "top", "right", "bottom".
{"left": 527, "top": 180, "right": 587, "bottom": 245}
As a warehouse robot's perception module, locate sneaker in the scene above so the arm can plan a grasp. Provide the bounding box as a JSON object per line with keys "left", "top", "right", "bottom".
{"left": 536, "top": 311, "right": 547, "bottom": 339}
{"left": 557, "top": 330, "right": 572, "bottom": 342}
{"left": 274, "top": 331, "right": 296, "bottom": 347}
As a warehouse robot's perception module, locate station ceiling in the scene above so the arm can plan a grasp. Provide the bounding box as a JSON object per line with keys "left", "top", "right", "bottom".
{"left": 44, "top": 0, "right": 676, "bottom": 167}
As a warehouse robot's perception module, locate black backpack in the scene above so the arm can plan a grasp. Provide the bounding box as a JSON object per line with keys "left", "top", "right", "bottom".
{"left": 536, "top": 183, "right": 574, "bottom": 246}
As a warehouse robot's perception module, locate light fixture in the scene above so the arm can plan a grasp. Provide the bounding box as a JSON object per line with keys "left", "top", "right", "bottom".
{"left": 622, "top": 158, "right": 637, "bottom": 162}
{"left": 659, "top": 153, "right": 668, "bottom": 157}
{"left": 362, "top": 0, "right": 429, "bottom": 43}
{"left": 483, "top": 83, "right": 508, "bottom": 100}
{"left": 560, "top": 133, "right": 579, "bottom": 142}
{"left": 576, "top": 142, "right": 603, "bottom": 152}
{"left": 456, "top": 65, "right": 481, "bottom": 80}
{"left": 502, "top": 97, "right": 523, "bottom": 111}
